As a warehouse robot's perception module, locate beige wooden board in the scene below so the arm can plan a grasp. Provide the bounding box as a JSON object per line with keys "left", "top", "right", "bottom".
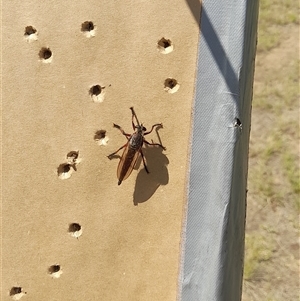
{"left": 1, "top": 1, "right": 201, "bottom": 300}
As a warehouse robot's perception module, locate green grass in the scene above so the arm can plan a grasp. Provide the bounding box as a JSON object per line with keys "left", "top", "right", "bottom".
{"left": 283, "top": 152, "right": 300, "bottom": 195}
{"left": 250, "top": 52, "right": 299, "bottom": 210}
{"left": 253, "top": 58, "right": 299, "bottom": 113}
{"left": 243, "top": 1, "right": 300, "bottom": 298}
{"left": 244, "top": 233, "right": 274, "bottom": 280}
{"left": 257, "top": 0, "right": 299, "bottom": 52}
{"left": 248, "top": 123, "right": 299, "bottom": 211}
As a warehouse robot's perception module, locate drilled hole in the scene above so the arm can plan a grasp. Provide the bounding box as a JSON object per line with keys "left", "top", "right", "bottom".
{"left": 57, "top": 163, "right": 74, "bottom": 180}
{"left": 39, "top": 47, "right": 52, "bottom": 62}
{"left": 58, "top": 151, "right": 81, "bottom": 179}
{"left": 90, "top": 85, "right": 101, "bottom": 95}
{"left": 81, "top": 21, "right": 96, "bottom": 37}
{"left": 69, "top": 223, "right": 81, "bottom": 232}
{"left": 67, "top": 151, "right": 80, "bottom": 164}
{"left": 24, "top": 25, "right": 37, "bottom": 36}
{"left": 48, "top": 265, "right": 63, "bottom": 278}
{"left": 82, "top": 21, "right": 94, "bottom": 31}
{"left": 49, "top": 265, "right": 60, "bottom": 273}
{"left": 165, "top": 78, "right": 176, "bottom": 89}
{"left": 10, "top": 287, "right": 26, "bottom": 300}
{"left": 157, "top": 38, "right": 174, "bottom": 54}
{"left": 94, "top": 129, "right": 109, "bottom": 145}
{"left": 69, "top": 223, "right": 82, "bottom": 238}
{"left": 89, "top": 85, "right": 105, "bottom": 103}
{"left": 164, "top": 78, "right": 180, "bottom": 93}
{"left": 59, "top": 163, "right": 71, "bottom": 173}
{"left": 67, "top": 151, "right": 79, "bottom": 160}
{"left": 94, "top": 130, "right": 106, "bottom": 140}
{"left": 67, "top": 150, "right": 81, "bottom": 167}
{"left": 10, "top": 287, "right": 22, "bottom": 296}
{"left": 24, "top": 26, "right": 38, "bottom": 42}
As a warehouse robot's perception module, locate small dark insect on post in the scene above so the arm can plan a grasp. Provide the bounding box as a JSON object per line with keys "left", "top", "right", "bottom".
{"left": 107, "top": 107, "right": 166, "bottom": 185}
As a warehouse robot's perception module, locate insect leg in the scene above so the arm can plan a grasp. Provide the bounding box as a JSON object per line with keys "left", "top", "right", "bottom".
{"left": 113, "top": 123, "right": 131, "bottom": 139}
{"left": 107, "top": 143, "right": 128, "bottom": 159}
{"left": 140, "top": 149, "right": 149, "bottom": 173}
{"left": 143, "top": 139, "right": 166, "bottom": 150}
{"left": 144, "top": 123, "right": 163, "bottom": 135}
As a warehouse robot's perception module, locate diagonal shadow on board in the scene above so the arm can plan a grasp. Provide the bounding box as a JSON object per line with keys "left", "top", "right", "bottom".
{"left": 186, "top": 0, "right": 240, "bottom": 100}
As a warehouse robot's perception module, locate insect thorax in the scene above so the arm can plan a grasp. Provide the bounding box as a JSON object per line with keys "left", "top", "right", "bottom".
{"left": 129, "top": 131, "right": 144, "bottom": 149}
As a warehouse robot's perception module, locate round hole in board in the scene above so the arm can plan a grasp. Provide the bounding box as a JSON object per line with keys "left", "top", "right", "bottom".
{"left": 10, "top": 287, "right": 26, "bottom": 300}
{"left": 48, "top": 265, "right": 60, "bottom": 273}
{"left": 66, "top": 151, "right": 81, "bottom": 164}
{"left": 57, "top": 163, "right": 74, "bottom": 180}
{"left": 24, "top": 26, "right": 37, "bottom": 37}
{"left": 81, "top": 21, "right": 94, "bottom": 32}
{"left": 39, "top": 47, "right": 52, "bottom": 62}
{"left": 81, "top": 21, "right": 96, "bottom": 37}
{"left": 94, "top": 129, "right": 109, "bottom": 145}
{"left": 90, "top": 85, "right": 101, "bottom": 96}
{"left": 89, "top": 85, "right": 105, "bottom": 103}
{"left": 69, "top": 223, "right": 81, "bottom": 232}
{"left": 157, "top": 38, "right": 174, "bottom": 54}
{"left": 69, "top": 223, "right": 83, "bottom": 238}
{"left": 10, "top": 287, "right": 22, "bottom": 295}
{"left": 61, "top": 163, "right": 71, "bottom": 173}
{"left": 48, "top": 265, "right": 63, "bottom": 278}
{"left": 94, "top": 130, "right": 106, "bottom": 140}
{"left": 164, "top": 78, "right": 180, "bottom": 93}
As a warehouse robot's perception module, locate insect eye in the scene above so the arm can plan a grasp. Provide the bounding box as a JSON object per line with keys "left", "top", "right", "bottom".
{"left": 142, "top": 126, "right": 147, "bottom": 131}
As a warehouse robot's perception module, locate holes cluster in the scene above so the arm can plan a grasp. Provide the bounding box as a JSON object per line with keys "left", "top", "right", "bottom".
{"left": 14, "top": 20, "right": 179, "bottom": 300}
{"left": 157, "top": 37, "right": 179, "bottom": 93}
{"left": 27, "top": 20, "right": 96, "bottom": 64}
{"left": 25, "top": 25, "right": 180, "bottom": 99}
{"left": 9, "top": 220, "right": 83, "bottom": 296}
{"left": 57, "top": 151, "right": 81, "bottom": 180}
{"left": 67, "top": 151, "right": 81, "bottom": 164}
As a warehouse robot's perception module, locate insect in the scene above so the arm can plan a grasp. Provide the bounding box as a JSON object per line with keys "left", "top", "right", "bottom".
{"left": 107, "top": 107, "right": 166, "bottom": 185}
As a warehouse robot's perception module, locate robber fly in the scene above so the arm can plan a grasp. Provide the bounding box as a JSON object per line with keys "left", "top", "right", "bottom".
{"left": 107, "top": 107, "right": 166, "bottom": 185}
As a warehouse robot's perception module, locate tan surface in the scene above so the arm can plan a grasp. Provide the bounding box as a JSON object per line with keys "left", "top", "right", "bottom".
{"left": 2, "top": 1, "right": 200, "bottom": 300}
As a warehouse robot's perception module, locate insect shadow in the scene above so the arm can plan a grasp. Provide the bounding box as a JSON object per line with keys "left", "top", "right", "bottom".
{"left": 133, "top": 143, "right": 169, "bottom": 206}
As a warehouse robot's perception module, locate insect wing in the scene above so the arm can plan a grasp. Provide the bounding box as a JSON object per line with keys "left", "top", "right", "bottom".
{"left": 117, "top": 145, "right": 141, "bottom": 184}
{"left": 117, "top": 146, "right": 141, "bottom": 183}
